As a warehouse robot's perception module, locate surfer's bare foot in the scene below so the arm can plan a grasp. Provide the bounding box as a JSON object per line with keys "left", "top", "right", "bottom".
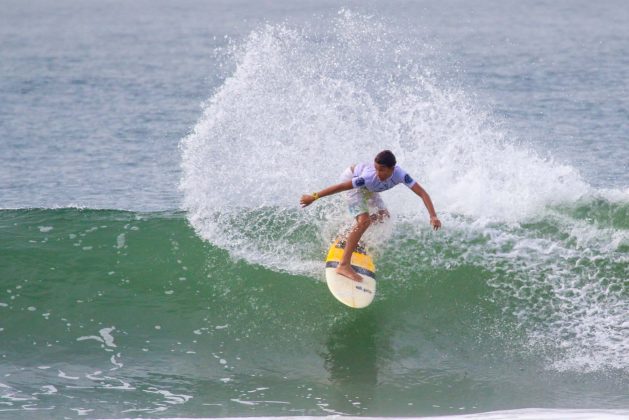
{"left": 336, "top": 265, "right": 363, "bottom": 282}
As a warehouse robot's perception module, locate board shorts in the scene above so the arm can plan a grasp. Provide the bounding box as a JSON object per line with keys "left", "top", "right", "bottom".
{"left": 340, "top": 167, "right": 387, "bottom": 218}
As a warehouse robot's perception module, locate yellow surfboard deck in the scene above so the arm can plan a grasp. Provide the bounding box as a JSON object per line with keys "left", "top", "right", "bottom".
{"left": 324, "top": 238, "right": 376, "bottom": 308}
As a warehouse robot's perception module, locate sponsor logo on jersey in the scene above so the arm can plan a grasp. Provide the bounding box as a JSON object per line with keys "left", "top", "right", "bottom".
{"left": 355, "top": 177, "right": 365, "bottom": 187}
{"left": 404, "top": 174, "right": 413, "bottom": 184}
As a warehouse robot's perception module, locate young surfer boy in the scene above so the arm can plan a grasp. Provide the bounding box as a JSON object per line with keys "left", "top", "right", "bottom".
{"left": 300, "top": 150, "right": 441, "bottom": 282}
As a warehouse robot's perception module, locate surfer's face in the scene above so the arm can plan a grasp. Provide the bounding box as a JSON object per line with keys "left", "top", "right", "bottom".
{"left": 374, "top": 163, "right": 394, "bottom": 181}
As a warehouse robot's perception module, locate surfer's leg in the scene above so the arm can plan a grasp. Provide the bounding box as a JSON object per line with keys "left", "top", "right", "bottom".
{"left": 337, "top": 186, "right": 371, "bottom": 281}
{"left": 336, "top": 213, "right": 370, "bottom": 282}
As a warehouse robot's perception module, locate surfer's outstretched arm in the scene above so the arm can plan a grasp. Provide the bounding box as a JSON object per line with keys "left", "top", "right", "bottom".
{"left": 410, "top": 183, "right": 442, "bottom": 230}
{"left": 300, "top": 180, "right": 353, "bottom": 207}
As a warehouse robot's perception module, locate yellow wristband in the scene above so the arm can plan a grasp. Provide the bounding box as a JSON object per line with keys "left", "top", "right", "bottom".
{"left": 312, "top": 192, "right": 320, "bottom": 200}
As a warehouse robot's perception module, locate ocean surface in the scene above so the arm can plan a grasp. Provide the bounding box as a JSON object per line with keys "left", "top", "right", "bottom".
{"left": 1, "top": 0, "right": 628, "bottom": 419}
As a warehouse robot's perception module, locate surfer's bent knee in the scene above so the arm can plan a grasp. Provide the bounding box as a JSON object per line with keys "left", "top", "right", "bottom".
{"left": 355, "top": 213, "right": 371, "bottom": 230}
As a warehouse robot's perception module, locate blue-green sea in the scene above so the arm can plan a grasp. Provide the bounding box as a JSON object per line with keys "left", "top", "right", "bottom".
{"left": 1, "top": 1, "right": 628, "bottom": 419}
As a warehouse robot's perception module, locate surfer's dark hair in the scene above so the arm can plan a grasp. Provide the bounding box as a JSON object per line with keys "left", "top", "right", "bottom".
{"left": 375, "top": 150, "right": 396, "bottom": 168}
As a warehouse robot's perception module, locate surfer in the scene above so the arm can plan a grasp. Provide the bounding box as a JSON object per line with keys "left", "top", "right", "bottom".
{"left": 300, "top": 150, "right": 441, "bottom": 282}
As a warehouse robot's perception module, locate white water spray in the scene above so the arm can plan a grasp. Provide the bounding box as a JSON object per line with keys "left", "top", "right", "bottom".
{"left": 180, "top": 10, "right": 628, "bottom": 373}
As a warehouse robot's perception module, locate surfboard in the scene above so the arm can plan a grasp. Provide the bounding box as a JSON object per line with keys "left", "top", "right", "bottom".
{"left": 325, "top": 238, "right": 376, "bottom": 308}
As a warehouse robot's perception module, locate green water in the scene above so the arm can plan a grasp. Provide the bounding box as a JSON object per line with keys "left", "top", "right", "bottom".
{"left": 0, "top": 207, "right": 627, "bottom": 418}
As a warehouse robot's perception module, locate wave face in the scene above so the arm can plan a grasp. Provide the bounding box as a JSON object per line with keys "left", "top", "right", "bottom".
{"left": 1, "top": 207, "right": 628, "bottom": 418}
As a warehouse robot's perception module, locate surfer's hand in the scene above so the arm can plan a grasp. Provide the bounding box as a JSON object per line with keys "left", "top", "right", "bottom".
{"left": 430, "top": 216, "right": 441, "bottom": 230}
{"left": 300, "top": 194, "right": 316, "bottom": 207}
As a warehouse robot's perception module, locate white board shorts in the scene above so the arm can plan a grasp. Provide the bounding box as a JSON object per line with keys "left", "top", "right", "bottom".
{"left": 340, "top": 167, "right": 387, "bottom": 218}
